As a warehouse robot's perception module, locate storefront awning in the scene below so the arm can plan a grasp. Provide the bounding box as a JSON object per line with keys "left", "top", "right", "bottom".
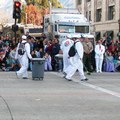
{"left": 103, "top": 31, "right": 113, "bottom": 37}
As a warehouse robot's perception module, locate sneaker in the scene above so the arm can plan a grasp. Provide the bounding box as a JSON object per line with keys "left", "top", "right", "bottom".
{"left": 22, "top": 77, "right": 28, "bottom": 79}
{"left": 65, "top": 77, "right": 72, "bottom": 81}
{"left": 15, "top": 72, "right": 21, "bottom": 79}
{"left": 63, "top": 72, "right": 67, "bottom": 78}
{"left": 63, "top": 72, "right": 67, "bottom": 76}
{"left": 81, "top": 78, "right": 88, "bottom": 81}
{"left": 86, "top": 71, "right": 91, "bottom": 75}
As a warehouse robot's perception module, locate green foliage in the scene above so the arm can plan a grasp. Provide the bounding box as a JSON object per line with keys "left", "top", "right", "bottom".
{"left": 25, "top": 0, "right": 62, "bottom": 8}
{"left": 41, "top": 0, "right": 49, "bottom": 8}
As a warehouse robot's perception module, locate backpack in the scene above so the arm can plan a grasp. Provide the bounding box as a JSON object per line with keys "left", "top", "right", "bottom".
{"left": 18, "top": 42, "right": 27, "bottom": 55}
{"left": 68, "top": 41, "right": 79, "bottom": 57}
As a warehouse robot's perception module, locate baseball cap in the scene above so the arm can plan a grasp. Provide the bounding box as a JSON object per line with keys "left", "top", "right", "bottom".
{"left": 22, "top": 35, "right": 27, "bottom": 40}
{"left": 72, "top": 34, "right": 80, "bottom": 38}
{"left": 66, "top": 34, "right": 72, "bottom": 38}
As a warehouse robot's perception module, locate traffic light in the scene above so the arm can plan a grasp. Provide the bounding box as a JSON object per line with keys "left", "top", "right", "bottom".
{"left": 13, "top": 1, "right": 21, "bottom": 19}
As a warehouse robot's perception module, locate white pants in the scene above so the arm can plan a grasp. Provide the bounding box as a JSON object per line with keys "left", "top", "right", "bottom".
{"left": 95, "top": 58, "right": 103, "bottom": 72}
{"left": 17, "top": 57, "right": 29, "bottom": 78}
{"left": 65, "top": 58, "right": 86, "bottom": 80}
{"left": 63, "top": 55, "right": 71, "bottom": 72}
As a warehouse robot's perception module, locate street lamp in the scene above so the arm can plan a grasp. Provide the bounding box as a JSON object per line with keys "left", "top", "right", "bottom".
{"left": 118, "top": 19, "right": 120, "bottom": 41}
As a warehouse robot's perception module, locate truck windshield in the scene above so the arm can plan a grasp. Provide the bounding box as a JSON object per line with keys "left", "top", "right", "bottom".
{"left": 58, "top": 25, "right": 89, "bottom": 33}
{"left": 58, "top": 25, "right": 74, "bottom": 33}
{"left": 75, "top": 26, "right": 89, "bottom": 33}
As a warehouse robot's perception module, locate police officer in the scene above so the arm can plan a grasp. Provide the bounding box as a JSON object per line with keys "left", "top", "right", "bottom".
{"left": 65, "top": 34, "right": 88, "bottom": 81}
{"left": 82, "top": 36, "right": 93, "bottom": 74}
{"left": 15, "top": 35, "right": 32, "bottom": 79}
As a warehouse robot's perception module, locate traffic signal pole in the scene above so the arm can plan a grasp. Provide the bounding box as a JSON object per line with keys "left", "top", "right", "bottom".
{"left": 12, "top": 1, "right": 21, "bottom": 43}
{"left": 14, "top": 18, "right": 17, "bottom": 43}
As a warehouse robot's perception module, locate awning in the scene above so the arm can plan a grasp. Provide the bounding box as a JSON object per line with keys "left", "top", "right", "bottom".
{"left": 117, "top": 32, "right": 120, "bottom": 36}
{"left": 104, "top": 31, "right": 113, "bottom": 37}
{"left": 106, "top": 31, "right": 113, "bottom": 36}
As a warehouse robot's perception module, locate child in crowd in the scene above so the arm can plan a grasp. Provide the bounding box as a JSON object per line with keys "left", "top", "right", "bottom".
{"left": 103, "top": 51, "right": 115, "bottom": 72}
{"left": 44, "top": 52, "right": 52, "bottom": 71}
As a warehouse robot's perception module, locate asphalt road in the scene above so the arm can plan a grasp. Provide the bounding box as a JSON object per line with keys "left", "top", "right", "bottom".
{"left": 0, "top": 71, "right": 120, "bottom": 120}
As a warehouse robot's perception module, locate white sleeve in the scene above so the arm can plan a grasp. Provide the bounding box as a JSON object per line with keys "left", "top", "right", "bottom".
{"left": 76, "top": 42, "right": 84, "bottom": 59}
{"left": 25, "top": 43, "right": 32, "bottom": 59}
{"left": 15, "top": 43, "right": 20, "bottom": 59}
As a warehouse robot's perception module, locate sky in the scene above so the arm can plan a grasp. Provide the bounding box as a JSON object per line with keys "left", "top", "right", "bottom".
{"left": 58, "top": 0, "right": 76, "bottom": 8}
{"left": 0, "top": 0, "right": 13, "bottom": 22}
{"left": 0, "top": 0, "right": 26, "bottom": 23}
{"left": 0, "top": 0, "right": 75, "bottom": 23}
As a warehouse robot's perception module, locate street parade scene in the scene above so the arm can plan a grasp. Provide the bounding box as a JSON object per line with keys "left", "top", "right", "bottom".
{"left": 0, "top": 0, "right": 120, "bottom": 120}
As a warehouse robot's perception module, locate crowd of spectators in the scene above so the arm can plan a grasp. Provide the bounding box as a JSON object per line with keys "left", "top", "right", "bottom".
{"left": 102, "top": 38, "right": 120, "bottom": 72}
{"left": 0, "top": 34, "right": 62, "bottom": 72}
{"left": 0, "top": 34, "right": 120, "bottom": 73}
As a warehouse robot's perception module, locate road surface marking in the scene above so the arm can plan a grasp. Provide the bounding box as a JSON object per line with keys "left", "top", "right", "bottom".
{"left": 51, "top": 72, "right": 120, "bottom": 98}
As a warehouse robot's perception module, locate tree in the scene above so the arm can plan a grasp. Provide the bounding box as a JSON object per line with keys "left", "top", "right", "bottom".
{"left": 0, "top": 11, "right": 10, "bottom": 33}
{"left": 25, "top": 0, "right": 62, "bottom": 8}
{"left": 21, "top": 0, "right": 62, "bottom": 25}
{"left": 21, "top": 4, "right": 48, "bottom": 25}
{"left": 41, "top": 0, "right": 49, "bottom": 8}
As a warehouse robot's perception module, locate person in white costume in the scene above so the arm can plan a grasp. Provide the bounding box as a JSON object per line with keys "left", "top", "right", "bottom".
{"left": 60, "top": 34, "right": 74, "bottom": 73}
{"left": 15, "top": 35, "right": 32, "bottom": 79}
{"left": 95, "top": 39, "right": 105, "bottom": 73}
{"left": 64, "top": 35, "right": 88, "bottom": 81}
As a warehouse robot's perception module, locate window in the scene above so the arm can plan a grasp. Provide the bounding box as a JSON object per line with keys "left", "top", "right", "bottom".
{"left": 108, "top": 6, "right": 115, "bottom": 20}
{"left": 86, "top": 11, "right": 91, "bottom": 21}
{"left": 29, "top": 28, "right": 43, "bottom": 33}
{"left": 58, "top": 24, "right": 89, "bottom": 33}
{"left": 78, "top": 0, "right": 82, "bottom": 4}
{"left": 55, "top": 25, "right": 57, "bottom": 32}
{"left": 58, "top": 25, "right": 74, "bottom": 33}
{"left": 75, "top": 26, "right": 89, "bottom": 33}
{"left": 89, "top": 11, "right": 91, "bottom": 21}
{"left": 96, "top": 9, "right": 102, "bottom": 22}
{"left": 86, "top": 11, "right": 88, "bottom": 19}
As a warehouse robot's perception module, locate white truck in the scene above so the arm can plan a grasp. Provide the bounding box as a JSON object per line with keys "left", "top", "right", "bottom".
{"left": 22, "top": 24, "right": 43, "bottom": 38}
{"left": 44, "top": 8, "right": 93, "bottom": 43}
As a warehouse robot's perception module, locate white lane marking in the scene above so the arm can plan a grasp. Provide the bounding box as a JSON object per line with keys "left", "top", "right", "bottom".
{"left": 50, "top": 72, "right": 120, "bottom": 98}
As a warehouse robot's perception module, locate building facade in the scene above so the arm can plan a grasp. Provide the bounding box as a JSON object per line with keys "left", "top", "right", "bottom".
{"left": 76, "top": 0, "right": 120, "bottom": 41}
